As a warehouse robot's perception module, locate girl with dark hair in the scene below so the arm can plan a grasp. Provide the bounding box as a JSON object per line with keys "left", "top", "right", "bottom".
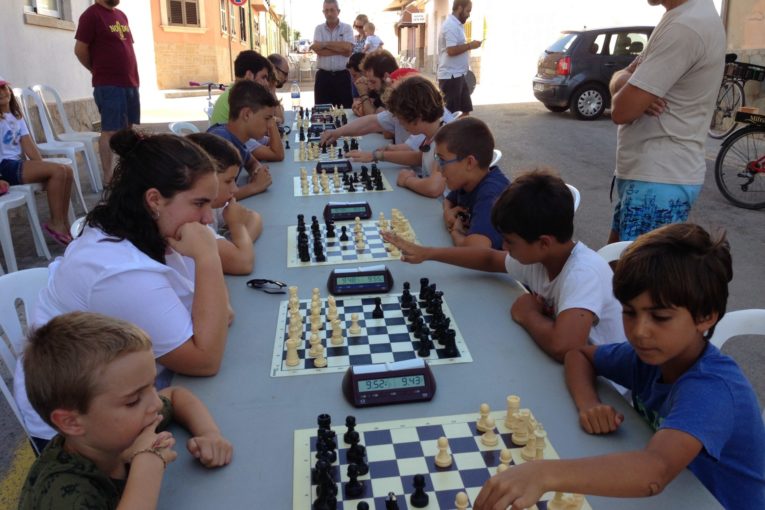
{"left": 15, "top": 129, "right": 231, "bottom": 443}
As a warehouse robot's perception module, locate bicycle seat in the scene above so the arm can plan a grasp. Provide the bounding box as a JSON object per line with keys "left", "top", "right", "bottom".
{"left": 725, "top": 53, "right": 738, "bottom": 63}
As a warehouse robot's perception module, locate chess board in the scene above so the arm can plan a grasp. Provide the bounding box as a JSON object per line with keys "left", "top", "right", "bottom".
{"left": 293, "top": 148, "right": 354, "bottom": 163}
{"left": 292, "top": 173, "right": 393, "bottom": 196}
{"left": 286, "top": 220, "right": 412, "bottom": 268}
{"left": 293, "top": 410, "right": 593, "bottom": 509}
{"left": 271, "top": 293, "right": 472, "bottom": 377}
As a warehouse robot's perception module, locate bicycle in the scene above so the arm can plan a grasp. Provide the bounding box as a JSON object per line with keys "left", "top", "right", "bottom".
{"left": 188, "top": 81, "right": 227, "bottom": 120}
{"left": 714, "top": 110, "right": 765, "bottom": 209}
{"left": 708, "top": 53, "right": 765, "bottom": 139}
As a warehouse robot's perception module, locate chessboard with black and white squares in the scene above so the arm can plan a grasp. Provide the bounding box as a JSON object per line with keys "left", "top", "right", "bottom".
{"left": 270, "top": 292, "right": 472, "bottom": 377}
{"left": 293, "top": 166, "right": 393, "bottom": 196}
{"left": 292, "top": 411, "right": 593, "bottom": 510}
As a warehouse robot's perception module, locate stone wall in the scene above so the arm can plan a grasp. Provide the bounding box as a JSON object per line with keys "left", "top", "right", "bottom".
{"left": 155, "top": 42, "right": 230, "bottom": 90}
{"left": 736, "top": 49, "right": 765, "bottom": 111}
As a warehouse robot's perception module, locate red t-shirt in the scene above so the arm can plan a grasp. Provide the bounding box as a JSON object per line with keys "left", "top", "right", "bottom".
{"left": 75, "top": 3, "right": 139, "bottom": 88}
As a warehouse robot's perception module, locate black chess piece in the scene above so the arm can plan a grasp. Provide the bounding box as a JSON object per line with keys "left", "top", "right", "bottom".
{"left": 348, "top": 180, "right": 356, "bottom": 192}
{"left": 343, "top": 140, "right": 350, "bottom": 152}
{"left": 344, "top": 464, "right": 364, "bottom": 498}
{"left": 340, "top": 226, "right": 349, "bottom": 242}
{"left": 322, "top": 144, "right": 328, "bottom": 154}
{"left": 315, "top": 247, "right": 326, "bottom": 263}
{"left": 375, "top": 176, "right": 384, "bottom": 191}
{"left": 417, "top": 335, "right": 431, "bottom": 358}
{"left": 443, "top": 329, "right": 459, "bottom": 357}
{"left": 419, "top": 278, "right": 430, "bottom": 300}
{"left": 372, "top": 297, "right": 384, "bottom": 319}
{"left": 412, "top": 316, "right": 425, "bottom": 338}
{"left": 409, "top": 474, "right": 429, "bottom": 508}
{"left": 344, "top": 416, "right": 356, "bottom": 444}
{"left": 285, "top": 140, "right": 290, "bottom": 149}
{"left": 401, "top": 282, "right": 413, "bottom": 308}
{"left": 385, "top": 492, "right": 400, "bottom": 510}
{"left": 326, "top": 221, "right": 336, "bottom": 238}
{"left": 317, "top": 413, "right": 332, "bottom": 430}
{"left": 365, "top": 179, "right": 373, "bottom": 190}
{"left": 357, "top": 503, "right": 369, "bottom": 510}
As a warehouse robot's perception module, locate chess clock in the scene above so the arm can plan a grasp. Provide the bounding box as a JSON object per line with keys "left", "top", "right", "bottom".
{"left": 323, "top": 201, "right": 372, "bottom": 222}
{"left": 316, "top": 160, "right": 353, "bottom": 173}
{"left": 342, "top": 359, "right": 436, "bottom": 407}
{"left": 327, "top": 265, "right": 393, "bottom": 295}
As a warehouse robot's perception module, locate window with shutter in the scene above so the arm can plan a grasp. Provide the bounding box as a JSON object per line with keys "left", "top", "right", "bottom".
{"left": 169, "top": 0, "right": 184, "bottom": 24}
{"left": 167, "top": 0, "right": 200, "bottom": 27}
{"left": 239, "top": 6, "right": 247, "bottom": 42}
{"left": 185, "top": 1, "right": 199, "bottom": 26}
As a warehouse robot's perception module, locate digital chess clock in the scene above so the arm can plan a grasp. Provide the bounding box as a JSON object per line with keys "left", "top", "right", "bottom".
{"left": 316, "top": 161, "right": 353, "bottom": 174}
{"left": 327, "top": 265, "right": 393, "bottom": 295}
{"left": 323, "top": 201, "right": 372, "bottom": 222}
{"left": 342, "top": 359, "right": 436, "bottom": 407}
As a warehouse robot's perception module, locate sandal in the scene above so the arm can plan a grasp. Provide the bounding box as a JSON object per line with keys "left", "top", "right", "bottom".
{"left": 43, "top": 223, "right": 73, "bottom": 246}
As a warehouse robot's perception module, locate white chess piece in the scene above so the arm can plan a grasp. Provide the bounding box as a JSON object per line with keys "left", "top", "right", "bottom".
{"left": 505, "top": 394, "right": 521, "bottom": 429}
{"left": 476, "top": 402, "right": 491, "bottom": 432}
{"left": 434, "top": 436, "right": 453, "bottom": 468}
{"left": 285, "top": 338, "right": 300, "bottom": 367}
{"left": 512, "top": 410, "right": 531, "bottom": 445}
{"left": 481, "top": 416, "right": 499, "bottom": 446}
{"left": 534, "top": 428, "right": 547, "bottom": 460}
{"left": 308, "top": 330, "right": 322, "bottom": 357}
{"left": 330, "top": 319, "right": 344, "bottom": 345}
{"left": 312, "top": 343, "right": 327, "bottom": 367}
{"left": 497, "top": 447, "right": 512, "bottom": 473}
{"left": 454, "top": 491, "right": 468, "bottom": 510}
{"left": 348, "top": 313, "right": 361, "bottom": 335}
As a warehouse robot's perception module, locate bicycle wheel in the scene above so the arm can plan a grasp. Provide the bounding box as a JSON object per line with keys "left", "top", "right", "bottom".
{"left": 714, "top": 126, "right": 765, "bottom": 209}
{"left": 708, "top": 79, "right": 744, "bottom": 139}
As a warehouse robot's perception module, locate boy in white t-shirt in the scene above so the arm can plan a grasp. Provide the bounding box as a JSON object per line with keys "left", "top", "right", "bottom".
{"left": 384, "top": 170, "right": 626, "bottom": 362}
{"left": 362, "top": 22, "right": 383, "bottom": 53}
{"left": 187, "top": 132, "right": 263, "bottom": 275}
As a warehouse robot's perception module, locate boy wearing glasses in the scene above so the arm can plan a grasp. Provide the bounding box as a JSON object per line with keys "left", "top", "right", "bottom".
{"left": 383, "top": 170, "right": 626, "bottom": 362}
{"left": 267, "top": 54, "right": 289, "bottom": 125}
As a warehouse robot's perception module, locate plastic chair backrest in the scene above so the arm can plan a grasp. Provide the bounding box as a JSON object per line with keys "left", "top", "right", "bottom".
{"left": 0, "top": 267, "right": 49, "bottom": 364}
{"left": 33, "top": 84, "right": 76, "bottom": 134}
{"left": 566, "top": 183, "right": 581, "bottom": 212}
{"left": 70, "top": 216, "right": 86, "bottom": 239}
{"left": 490, "top": 149, "right": 502, "bottom": 167}
{"left": 169, "top": 121, "right": 200, "bottom": 135}
{"left": 24, "top": 87, "right": 58, "bottom": 143}
{"left": 12, "top": 87, "right": 36, "bottom": 142}
{"left": 596, "top": 241, "right": 633, "bottom": 263}
{"left": 709, "top": 309, "right": 765, "bottom": 349}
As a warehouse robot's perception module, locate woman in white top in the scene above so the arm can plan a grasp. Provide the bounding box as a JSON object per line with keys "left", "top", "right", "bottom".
{"left": 15, "top": 130, "right": 230, "bottom": 441}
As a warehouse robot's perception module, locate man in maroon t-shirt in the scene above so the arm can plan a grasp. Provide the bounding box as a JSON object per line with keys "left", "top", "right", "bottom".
{"left": 74, "top": 0, "right": 139, "bottom": 185}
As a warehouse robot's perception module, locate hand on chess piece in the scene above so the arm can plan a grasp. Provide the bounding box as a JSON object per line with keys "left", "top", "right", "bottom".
{"left": 396, "top": 169, "right": 417, "bottom": 188}
{"left": 347, "top": 150, "right": 374, "bottom": 163}
{"left": 249, "top": 164, "right": 272, "bottom": 193}
{"left": 319, "top": 129, "right": 340, "bottom": 146}
{"left": 577, "top": 402, "right": 624, "bottom": 435}
{"left": 472, "top": 461, "right": 546, "bottom": 510}
{"left": 381, "top": 231, "right": 428, "bottom": 264}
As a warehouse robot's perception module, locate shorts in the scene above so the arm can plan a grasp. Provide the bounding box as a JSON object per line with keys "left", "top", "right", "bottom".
{"left": 611, "top": 178, "right": 701, "bottom": 241}
{"left": 93, "top": 86, "right": 141, "bottom": 131}
{"left": 0, "top": 159, "right": 24, "bottom": 186}
{"left": 438, "top": 75, "right": 473, "bottom": 114}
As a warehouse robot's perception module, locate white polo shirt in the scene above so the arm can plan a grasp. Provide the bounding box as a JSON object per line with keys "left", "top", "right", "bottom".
{"left": 438, "top": 14, "right": 469, "bottom": 80}
{"left": 313, "top": 21, "right": 354, "bottom": 72}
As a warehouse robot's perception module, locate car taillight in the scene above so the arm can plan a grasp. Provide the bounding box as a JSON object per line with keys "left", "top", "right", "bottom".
{"left": 556, "top": 56, "right": 571, "bottom": 76}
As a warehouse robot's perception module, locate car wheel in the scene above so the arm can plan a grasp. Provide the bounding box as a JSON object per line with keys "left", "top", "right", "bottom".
{"left": 572, "top": 84, "right": 607, "bottom": 120}
{"left": 544, "top": 104, "right": 568, "bottom": 113}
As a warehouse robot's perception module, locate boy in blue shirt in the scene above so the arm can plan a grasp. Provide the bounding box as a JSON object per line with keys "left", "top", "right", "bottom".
{"left": 474, "top": 223, "right": 765, "bottom": 510}
{"left": 437, "top": 117, "right": 509, "bottom": 249}
{"left": 207, "top": 80, "right": 277, "bottom": 200}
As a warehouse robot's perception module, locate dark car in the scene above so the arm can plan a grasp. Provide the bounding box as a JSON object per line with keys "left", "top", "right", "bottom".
{"left": 532, "top": 26, "right": 654, "bottom": 120}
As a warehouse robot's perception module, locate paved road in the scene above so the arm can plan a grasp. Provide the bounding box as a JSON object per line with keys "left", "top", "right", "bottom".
{"left": 2, "top": 101, "right": 763, "bottom": 506}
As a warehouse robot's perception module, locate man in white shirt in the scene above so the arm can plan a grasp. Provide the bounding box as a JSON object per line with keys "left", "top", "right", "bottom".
{"left": 437, "top": 0, "right": 482, "bottom": 115}
{"left": 310, "top": 0, "right": 354, "bottom": 107}
{"left": 607, "top": 0, "right": 724, "bottom": 242}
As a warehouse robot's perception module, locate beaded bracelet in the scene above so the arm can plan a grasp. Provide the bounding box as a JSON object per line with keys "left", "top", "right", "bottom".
{"left": 129, "top": 447, "right": 166, "bottom": 469}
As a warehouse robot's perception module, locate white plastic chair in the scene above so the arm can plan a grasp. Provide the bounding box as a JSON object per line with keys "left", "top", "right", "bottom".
{"left": 14, "top": 88, "right": 88, "bottom": 214}
{"left": 31, "top": 84, "right": 103, "bottom": 192}
{"left": 490, "top": 149, "right": 502, "bottom": 167}
{"left": 708, "top": 309, "right": 765, "bottom": 423}
{"left": 566, "top": 183, "right": 581, "bottom": 212}
{"left": 596, "top": 241, "right": 633, "bottom": 263}
{"left": 70, "top": 216, "right": 86, "bottom": 239}
{"left": 169, "top": 121, "right": 200, "bottom": 135}
{"left": 298, "top": 57, "right": 313, "bottom": 82}
{"left": 8, "top": 184, "right": 52, "bottom": 262}
{"left": 0, "top": 267, "right": 50, "bottom": 453}
{"left": 0, "top": 191, "right": 52, "bottom": 273}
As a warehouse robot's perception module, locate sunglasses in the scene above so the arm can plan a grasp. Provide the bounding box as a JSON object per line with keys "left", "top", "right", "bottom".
{"left": 247, "top": 278, "right": 287, "bottom": 294}
{"left": 354, "top": 25, "right": 364, "bottom": 29}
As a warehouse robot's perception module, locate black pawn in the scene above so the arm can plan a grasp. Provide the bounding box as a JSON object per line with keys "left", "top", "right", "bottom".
{"left": 285, "top": 140, "right": 290, "bottom": 149}
{"left": 385, "top": 492, "right": 400, "bottom": 510}
{"left": 372, "top": 297, "right": 384, "bottom": 319}
{"left": 409, "top": 474, "right": 429, "bottom": 508}
{"left": 348, "top": 180, "right": 356, "bottom": 192}
{"left": 357, "top": 503, "right": 369, "bottom": 510}
{"left": 417, "top": 336, "right": 431, "bottom": 358}
{"left": 344, "top": 416, "right": 356, "bottom": 444}
{"left": 401, "top": 282, "right": 412, "bottom": 308}
{"left": 365, "top": 178, "right": 373, "bottom": 191}
{"left": 344, "top": 464, "right": 363, "bottom": 499}
{"left": 340, "top": 226, "right": 349, "bottom": 242}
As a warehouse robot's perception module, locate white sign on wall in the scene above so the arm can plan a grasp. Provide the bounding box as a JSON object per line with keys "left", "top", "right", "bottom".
{"left": 411, "top": 13, "right": 426, "bottom": 24}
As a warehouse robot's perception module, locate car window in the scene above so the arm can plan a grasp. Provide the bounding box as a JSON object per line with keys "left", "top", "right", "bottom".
{"left": 546, "top": 33, "right": 578, "bottom": 53}
{"left": 608, "top": 32, "right": 649, "bottom": 56}
{"left": 589, "top": 33, "right": 606, "bottom": 55}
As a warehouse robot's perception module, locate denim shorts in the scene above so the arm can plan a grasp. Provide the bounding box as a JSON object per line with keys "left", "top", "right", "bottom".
{"left": 611, "top": 177, "right": 701, "bottom": 241}
{"left": 93, "top": 86, "right": 141, "bottom": 131}
{"left": 0, "top": 159, "right": 24, "bottom": 186}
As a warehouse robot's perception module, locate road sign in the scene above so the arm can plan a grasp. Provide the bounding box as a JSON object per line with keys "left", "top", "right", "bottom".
{"left": 230, "top": 0, "right": 247, "bottom": 6}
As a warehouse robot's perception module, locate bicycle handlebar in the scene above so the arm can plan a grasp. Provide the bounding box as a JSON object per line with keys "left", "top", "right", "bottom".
{"left": 188, "top": 81, "right": 227, "bottom": 90}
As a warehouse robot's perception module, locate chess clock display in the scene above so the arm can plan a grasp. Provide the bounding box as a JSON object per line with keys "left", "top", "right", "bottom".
{"left": 327, "top": 265, "right": 393, "bottom": 295}
{"left": 316, "top": 160, "right": 353, "bottom": 173}
{"left": 323, "top": 201, "right": 372, "bottom": 222}
{"left": 342, "top": 358, "right": 436, "bottom": 407}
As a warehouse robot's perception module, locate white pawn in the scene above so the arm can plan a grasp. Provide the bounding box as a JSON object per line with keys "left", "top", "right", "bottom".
{"left": 285, "top": 338, "right": 300, "bottom": 367}
{"left": 476, "top": 402, "right": 492, "bottom": 432}
{"left": 497, "top": 447, "right": 512, "bottom": 473}
{"left": 389, "top": 245, "right": 400, "bottom": 258}
{"left": 481, "top": 416, "right": 499, "bottom": 446}
{"left": 330, "top": 319, "right": 344, "bottom": 345}
{"left": 308, "top": 330, "right": 322, "bottom": 357}
{"left": 534, "top": 428, "right": 547, "bottom": 460}
{"left": 349, "top": 313, "right": 361, "bottom": 335}
{"left": 455, "top": 491, "right": 468, "bottom": 510}
{"left": 312, "top": 343, "right": 327, "bottom": 367}
{"left": 434, "top": 436, "right": 452, "bottom": 468}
